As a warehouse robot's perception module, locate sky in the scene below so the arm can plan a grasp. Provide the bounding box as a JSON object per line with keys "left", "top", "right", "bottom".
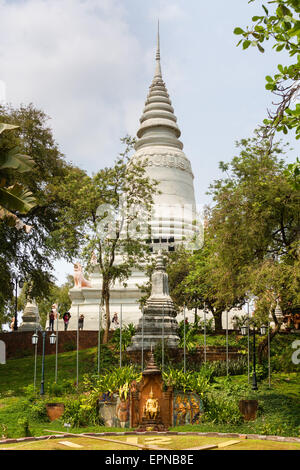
{"left": 0, "top": 0, "right": 298, "bottom": 286}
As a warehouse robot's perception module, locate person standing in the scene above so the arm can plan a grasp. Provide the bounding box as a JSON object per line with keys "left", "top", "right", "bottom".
{"left": 78, "top": 314, "right": 84, "bottom": 330}
{"left": 63, "top": 311, "right": 71, "bottom": 331}
{"left": 49, "top": 310, "right": 55, "bottom": 331}
{"left": 112, "top": 312, "right": 119, "bottom": 329}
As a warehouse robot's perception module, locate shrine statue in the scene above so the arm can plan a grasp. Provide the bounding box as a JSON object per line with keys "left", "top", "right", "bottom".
{"left": 143, "top": 388, "right": 160, "bottom": 420}
{"left": 73, "top": 263, "right": 92, "bottom": 288}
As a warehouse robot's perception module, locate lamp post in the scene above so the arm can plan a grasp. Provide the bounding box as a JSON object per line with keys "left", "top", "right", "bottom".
{"left": 241, "top": 323, "right": 267, "bottom": 390}
{"left": 12, "top": 276, "right": 24, "bottom": 331}
{"left": 119, "top": 303, "right": 123, "bottom": 368}
{"left": 141, "top": 306, "right": 144, "bottom": 372}
{"left": 183, "top": 306, "right": 186, "bottom": 374}
{"left": 32, "top": 330, "right": 56, "bottom": 395}
{"left": 162, "top": 303, "right": 165, "bottom": 372}
{"left": 203, "top": 303, "right": 207, "bottom": 364}
{"left": 98, "top": 304, "right": 103, "bottom": 375}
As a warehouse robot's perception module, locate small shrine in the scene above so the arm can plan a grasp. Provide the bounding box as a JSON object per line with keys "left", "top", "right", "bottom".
{"left": 127, "top": 251, "right": 179, "bottom": 352}
{"left": 130, "top": 351, "right": 172, "bottom": 431}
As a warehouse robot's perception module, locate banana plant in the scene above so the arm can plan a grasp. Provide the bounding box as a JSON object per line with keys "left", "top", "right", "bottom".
{"left": 0, "top": 123, "right": 36, "bottom": 229}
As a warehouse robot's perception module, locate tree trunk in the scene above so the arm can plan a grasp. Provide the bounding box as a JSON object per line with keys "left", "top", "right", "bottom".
{"left": 213, "top": 310, "right": 223, "bottom": 333}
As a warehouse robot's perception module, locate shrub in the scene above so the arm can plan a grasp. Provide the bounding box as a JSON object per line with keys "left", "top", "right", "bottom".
{"left": 198, "top": 318, "right": 215, "bottom": 334}
{"left": 27, "top": 400, "right": 49, "bottom": 422}
{"left": 153, "top": 340, "right": 172, "bottom": 366}
{"left": 205, "top": 358, "right": 248, "bottom": 378}
{"left": 251, "top": 362, "right": 269, "bottom": 381}
{"left": 162, "top": 367, "right": 210, "bottom": 395}
{"left": 23, "top": 384, "right": 39, "bottom": 402}
{"left": 17, "top": 417, "right": 31, "bottom": 437}
{"left": 111, "top": 323, "right": 136, "bottom": 351}
{"left": 93, "top": 344, "right": 119, "bottom": 371}
{"left": 82, "top": 365, "right": 142, "bottom": 410}
{"left": 46, "top": 379, "right": 74, "bottom": 396}
{"left": 62, "top": 398, "right": 104, "bottom": 428}
{"left": 202, "top": 392, "right": 243, "bottom": 425}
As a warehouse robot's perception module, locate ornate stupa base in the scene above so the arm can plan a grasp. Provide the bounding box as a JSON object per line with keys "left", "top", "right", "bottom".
{"left": 127, "top": 251, "right": 179, "bottom": 352}
{"left": 137, "top": 418, "right": 168, "bottom": 432}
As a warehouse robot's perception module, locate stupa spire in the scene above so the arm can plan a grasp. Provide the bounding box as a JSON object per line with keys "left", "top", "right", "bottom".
{"left": 135, "top": 23, "right": 183, "bottom": 151}
{"left": 154, "top": 20, "right": 162, "bottom": 78}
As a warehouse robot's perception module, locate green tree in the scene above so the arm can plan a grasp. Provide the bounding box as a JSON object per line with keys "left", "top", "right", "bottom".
{"left": 0, "top": 103, "right": 76, "bottom": 329}
{"left": 207, "top": 133, "right": 299, "bottom": 348}
{"left": 166, "top": 241, "right": 245, "bottom": 332}
{"left": 234, "top": 0, "right": 300, "bottom": 140}
{"left": 53, "top": 137, "right": 158, "bottom": 343}
{"left": 0, "top": 123, "right": 36, "bottom": 229}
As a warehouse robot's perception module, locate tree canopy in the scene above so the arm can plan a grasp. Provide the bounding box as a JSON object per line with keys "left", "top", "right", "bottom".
{"left": 234, "top": 0, "right": 300, "bottom": 141}
{"left": 0, "top": 104, "right": 76, "bottom": 329}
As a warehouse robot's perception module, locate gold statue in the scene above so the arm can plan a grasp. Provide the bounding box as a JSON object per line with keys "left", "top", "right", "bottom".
{"left": 143, "top": 387, "right": 160, "bottom": 420}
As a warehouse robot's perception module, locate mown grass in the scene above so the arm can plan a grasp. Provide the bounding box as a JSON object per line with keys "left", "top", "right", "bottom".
{"left": 0, "top": 435, "right": 300, "bottom": 451}
{"left": 0, "top": 343, "right": 299, "bottom": 440}
{"left": 0, "top": 347, "right": 98, "bottom": 396}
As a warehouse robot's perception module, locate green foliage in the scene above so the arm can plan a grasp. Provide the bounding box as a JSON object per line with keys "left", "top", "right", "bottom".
{"left": 202, "top": 393, "right": 243, "bottom": 425}
{"left": 197, "top": 318, "right": 215, "bottom": 334}
{"left": 82, "top": 365, "right": 142, "bottom": 409}
{"left": 232, "top": 314, "right": 249, "bottom": 330}
{"left": 234, "top": 0, "right": 300, "bottom": 139}
{"left": 111, "top": 323, "right": 136, "bottom": 351}
{"left": 0, "top": 103, "right": 77, "bottom": 330}
{"left": 177, "top": 320, "right": 199, "bottom": 352}
{"left": 269, "top": 333, "right": 300, "bottom": 372}
{"left": 62, "top": 398, "right": 104, "bottom": 428}
{"left": 166, "top": 241, "right": 244, "bottom": 332}
{"left": 23, "top": 384, "right": 39, "bottom": 402}
{"left": 284, "top": 157, "right": 300, "bottom": 190}
{"left": 251, "top": 362, "right": 269, "bottom": 381}
{"left": 153, "top": 340, "right": 172, "bottom": 367}
{"left": 46, "top": 379, "right": 74, "bottom": 397}
{"left": 94, "top": 343, "right": 119, "bottom": 371}
{"left": 27, "top": 401, "right": 49, "bottom": 423}
{"left": 17, "top": 417, "right": 31, "bottom": 437}
{"left": 0, "top": 123, "right": 36, "bottom": 224}
{"left": 208, "top": 135, "right": 300, "bottom": 341}
{"left": 202, "top": 358, "right": 248, "bottom": 379}
{"left": 162, "top": 367, "right": 210, "bottom": 395}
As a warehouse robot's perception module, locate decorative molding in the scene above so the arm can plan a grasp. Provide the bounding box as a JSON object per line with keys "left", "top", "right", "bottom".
{"left": 132, "top": 150, "right": 193, "bottom": 177}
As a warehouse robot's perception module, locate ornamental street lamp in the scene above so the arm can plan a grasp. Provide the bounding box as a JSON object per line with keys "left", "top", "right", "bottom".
{"left": 241, "top": 323, "right": 267, "bottom": 390}
{"left": 12, "top": 276, "right": 24, "bottom": 331}
{"left": 32, "top": 330, "right": 56, "bottom": 395}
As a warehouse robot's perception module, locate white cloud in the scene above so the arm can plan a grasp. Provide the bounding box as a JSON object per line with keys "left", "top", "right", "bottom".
{"left": 0, "top": 0, "right": 147, "bottom": 171}
{"left": 148, "top": 0, "right": 187, "bottom": 22}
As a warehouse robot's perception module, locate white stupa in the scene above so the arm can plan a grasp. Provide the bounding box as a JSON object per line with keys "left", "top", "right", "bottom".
{"left": 66, "top": 27, "right": 240, "bottom": 331}
{"left": 131, "top": 25, "right": 198, "bottom": 245}
{"left": 66, "top": 27, "right": 200, "bottom": 331}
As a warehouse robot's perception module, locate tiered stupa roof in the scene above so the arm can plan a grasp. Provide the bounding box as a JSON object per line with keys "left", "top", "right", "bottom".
{"left": 135, "top": 23, "right": 183, "bottom": 152}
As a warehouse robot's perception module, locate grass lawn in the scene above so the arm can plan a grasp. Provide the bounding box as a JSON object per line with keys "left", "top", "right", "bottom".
{"left": 0, "top": 434, "right": 300, "bottom": 450}
{"left": 0, "top": 347, "right": 98, "bottom": 395}
{"left": 0, "top": 345, "right": 299, "bottom": 440}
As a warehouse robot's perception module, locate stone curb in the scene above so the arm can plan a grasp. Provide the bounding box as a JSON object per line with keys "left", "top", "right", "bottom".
{"left": 1, "top": 431, "right": 300, "bottom": 446}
